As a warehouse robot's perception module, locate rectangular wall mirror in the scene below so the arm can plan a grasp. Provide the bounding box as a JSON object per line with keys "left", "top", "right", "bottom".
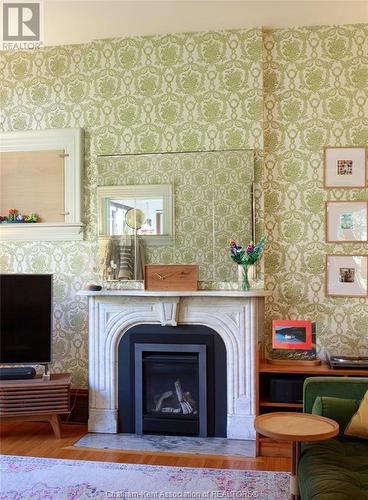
{"left": 97, "top": 149, "right": 255, "bottom": 283}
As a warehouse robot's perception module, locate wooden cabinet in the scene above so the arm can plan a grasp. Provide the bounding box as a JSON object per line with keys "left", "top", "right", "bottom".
{"left": 0, "top": 374, "right": 71, "bottom": 438}
{"left": 256, "top": 348, "right": 368, "bottom": 457}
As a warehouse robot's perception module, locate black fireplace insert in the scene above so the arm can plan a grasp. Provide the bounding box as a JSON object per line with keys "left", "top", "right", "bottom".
{"left": 118, "top": 324, "right": 227, "bottom": 437}
{"left": 135, "top": 344, "right": 207, "bottom": 436}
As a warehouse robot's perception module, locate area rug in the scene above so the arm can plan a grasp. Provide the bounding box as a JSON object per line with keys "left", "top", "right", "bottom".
{"left": 0, "top": 455, "right": 290, "bottom": 499}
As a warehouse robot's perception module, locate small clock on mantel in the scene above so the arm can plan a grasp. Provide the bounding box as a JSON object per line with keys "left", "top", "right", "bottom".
{"left": 144, "top": 264, "right": 198, "bottom": 291}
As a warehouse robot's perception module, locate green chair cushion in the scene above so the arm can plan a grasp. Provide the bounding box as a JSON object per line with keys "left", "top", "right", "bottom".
{"left": 299, "top": 438, "right": 368, "bottom": 500}
{"left": 304, "top": 377, "right": 368, "bottom": 414}
{"left": 312, "top": 396, "right": 360, "bottom": 436}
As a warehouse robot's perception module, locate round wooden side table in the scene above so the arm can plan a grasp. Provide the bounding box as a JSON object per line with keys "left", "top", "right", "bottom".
{"left": 254, "top": 412, "right": 339, "bottom": 499}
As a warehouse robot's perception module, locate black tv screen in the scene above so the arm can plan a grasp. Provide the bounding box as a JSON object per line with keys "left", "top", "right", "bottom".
{"left": 0, "top": 274, "right": 52, "bottom": 364}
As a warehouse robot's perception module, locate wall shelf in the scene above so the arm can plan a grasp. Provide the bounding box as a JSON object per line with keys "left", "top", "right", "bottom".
{"left": 0, "top": 128, "right": 84, "bottom": 241}
{"left": 0, "top": 222, "right": 84, "bottom": 241}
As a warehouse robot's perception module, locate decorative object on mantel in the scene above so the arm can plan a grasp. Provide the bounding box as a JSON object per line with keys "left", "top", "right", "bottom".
{"left": 270, "top": 320, "right": 320, "bottom": 365}
{"left": 229, "top": 237, "right": 266, "bottom": 291}
{"left": 0, "top": 209, "right": 38, "bottom": 223}
{"left": 85, "top": 283, "right": 102, "bottom": 291}
{"left": 144, "top": 264, "right": 198, "bottom": 291}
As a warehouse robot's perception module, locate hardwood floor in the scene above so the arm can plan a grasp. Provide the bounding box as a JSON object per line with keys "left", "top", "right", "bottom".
{"left": 0, "top": 421, "right": 290, "bottom": 472}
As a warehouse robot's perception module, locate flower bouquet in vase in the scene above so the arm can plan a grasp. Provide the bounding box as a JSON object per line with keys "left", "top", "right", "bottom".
{"left": 229, "top": 236, "right": 266, "bottom": 291}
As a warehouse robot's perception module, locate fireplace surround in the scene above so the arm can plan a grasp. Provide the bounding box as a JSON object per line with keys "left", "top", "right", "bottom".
{"left": 80, "top": 289, "right": 269, "bottom": 440}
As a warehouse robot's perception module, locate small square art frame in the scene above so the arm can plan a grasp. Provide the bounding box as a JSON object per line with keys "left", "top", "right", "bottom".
{"left": 326, "top": 254, "right": 368, "bottom": 297}
{"left": 324, "top": 146, "right": 366, "bottom": 188}
{"left": 325, "top": 201, "right": 368, "bottom": 243}
{"left": 272, "top": 320, "right": 313, "bottom": 350}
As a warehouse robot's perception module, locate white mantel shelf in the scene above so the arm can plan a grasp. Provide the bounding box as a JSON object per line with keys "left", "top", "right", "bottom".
{"left": 79, "top": 289, "right": 271, "bottom": 297}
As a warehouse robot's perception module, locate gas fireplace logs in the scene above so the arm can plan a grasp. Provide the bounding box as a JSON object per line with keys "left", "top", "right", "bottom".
{"left": 153, "top": 379, "right": 197, "bottom": 415}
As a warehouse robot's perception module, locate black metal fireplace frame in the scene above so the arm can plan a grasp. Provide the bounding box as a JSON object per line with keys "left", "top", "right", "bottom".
{"left": 135, "top": 343, "right": 207, "bottom": 437}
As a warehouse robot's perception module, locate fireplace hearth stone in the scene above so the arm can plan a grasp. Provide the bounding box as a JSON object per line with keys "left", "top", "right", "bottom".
{"left": 74, "top": 433, "right": 256, "bottom": 457}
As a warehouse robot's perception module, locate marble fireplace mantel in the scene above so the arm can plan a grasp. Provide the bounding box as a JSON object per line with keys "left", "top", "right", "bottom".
{"left": 79, "top": 289, "right": 270, "bottom": 440}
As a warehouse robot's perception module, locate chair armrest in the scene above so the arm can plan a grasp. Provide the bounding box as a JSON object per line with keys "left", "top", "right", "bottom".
{"left": 303, "top": 376, "right": 368, "bottom": 414}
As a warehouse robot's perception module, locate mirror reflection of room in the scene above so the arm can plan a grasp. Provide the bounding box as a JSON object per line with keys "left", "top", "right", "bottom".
{"left": 101, "top": 233, "right": 145, "bottom": 281}
{"left": 102, "top": 204, "right": 149, "bottom": 281}
{"left": 109, "top": 199, "right": 163, "bottom": 237}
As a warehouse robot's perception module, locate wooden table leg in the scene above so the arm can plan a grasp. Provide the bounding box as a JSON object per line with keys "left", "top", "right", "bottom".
{"left": 49, "top": 414, "right": 62, "bottom": 438}
{"left": 291, "top": 441, "right": 301, "bottom": 499}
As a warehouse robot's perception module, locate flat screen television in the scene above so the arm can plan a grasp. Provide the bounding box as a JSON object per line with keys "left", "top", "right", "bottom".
{"left": 0, "top": 274, "right": 52, "bottom": 364}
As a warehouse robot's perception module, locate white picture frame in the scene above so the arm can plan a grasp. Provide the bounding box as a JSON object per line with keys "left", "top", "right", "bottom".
{"left": 326, "top": 255, "right": 367, "bottom": 297}
{"left": 324, "top": 146, "right": 366, "bottom": 188}
{"left": 326, "top": 201, "right": 368, "bottom": 243}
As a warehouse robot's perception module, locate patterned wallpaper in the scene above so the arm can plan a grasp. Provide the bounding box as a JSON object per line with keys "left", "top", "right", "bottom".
{"left": 0, "top": 24, "right": 367, "bottom": 386}
{"left": 263, "top": 24, "right": 368, "bottom": 358}
{"left": 97, "top": 150, "right": 254, "bottom": 282}
{"left": 0, "top": 29, "right": 263, "bottom": 386}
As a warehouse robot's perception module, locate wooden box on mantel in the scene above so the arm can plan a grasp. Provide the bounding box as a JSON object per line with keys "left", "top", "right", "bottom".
{"left": 144, "top": 264, "right": 198, "bottom": 291}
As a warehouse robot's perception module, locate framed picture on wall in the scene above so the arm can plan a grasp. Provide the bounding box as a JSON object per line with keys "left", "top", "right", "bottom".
{"left": 326, "top": 255, "right": 368, "bottom": 297}
{"left": 272, "top": 320, "right": 313, "bottom": 350}
{"left": 324, "top": 146, "right": 366, "bottom": 188}
{"left": 326, "top": 201, "right": 368, "bottom": 243}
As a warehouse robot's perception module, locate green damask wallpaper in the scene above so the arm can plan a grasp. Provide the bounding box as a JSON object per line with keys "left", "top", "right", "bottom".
{"left": 263, "top": 24, "right": 368, "bottom": 357}
{"left": 0, "top": 24, "right": 367, "bottom": 387}
{"left": 0, "top": 29, "right": 263, "bottom": 386}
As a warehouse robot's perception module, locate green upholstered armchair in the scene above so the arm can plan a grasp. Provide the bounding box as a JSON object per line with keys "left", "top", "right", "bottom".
{"left": 299, "top": 376, "right": 368, "bottom": 500}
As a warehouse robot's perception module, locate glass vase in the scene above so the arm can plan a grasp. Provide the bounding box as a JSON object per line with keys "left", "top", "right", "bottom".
{"left": 238, "top": 264, "right": 251, "bottom": 291}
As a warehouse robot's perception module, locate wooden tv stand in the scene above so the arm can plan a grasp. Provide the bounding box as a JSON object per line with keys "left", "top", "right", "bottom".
{"left": 0, "top": 373, "right": 71, "bottom": 438}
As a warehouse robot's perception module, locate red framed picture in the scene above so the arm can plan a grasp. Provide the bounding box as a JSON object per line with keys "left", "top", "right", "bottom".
{"left": 272, "top": 320, "right": 313, "bottom": 350}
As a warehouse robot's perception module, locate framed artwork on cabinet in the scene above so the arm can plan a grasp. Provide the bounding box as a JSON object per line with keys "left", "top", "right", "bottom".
{"left": 326, "top": 201, "right": 368, "bottom": 243}
{"left": 324, "top": 147, "right": 366, "bottom": 188}
{"left": 272, "top": 320, "right": 313, "bottom": 350}
{"left": 326, "top": 255, "right": 368, "bottom": 297}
